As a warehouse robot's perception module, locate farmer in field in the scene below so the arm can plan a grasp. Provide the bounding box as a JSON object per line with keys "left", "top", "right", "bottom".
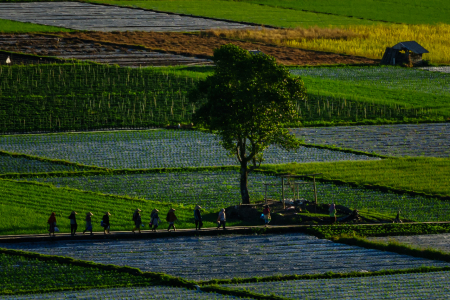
{"left": 263, "top": 205, "right": 271, "bottom": 227}
{"left": 132, "top": 208, "right": 142, "bottom": 234}
{"left": 102, "top": 211, "right": 111, "bottom": 234}
{"left": 329, "top": 202, "right": 337, "bottom": 224}
{"left": 194, "top": 205, "right": 203, "bottom": 230}
{"left": 217, "top": 208, "right": 226, "bottom": 230}
{"left": 150, "top": 209, "right": 160, "bottom": 231}
{"left": 166, "top": 208, "right": 177, "bottom": 231}
{"left": 83, "top": 212, "right": 94, "bottom": 235}
{"left": 68, "top": 211, "right": 78, "bottom": 236}
{"left": 47, "top": 212, "right": 57, "bottom": 237}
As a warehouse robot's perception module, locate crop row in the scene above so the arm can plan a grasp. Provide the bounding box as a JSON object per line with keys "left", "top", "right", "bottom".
{"left": 290, "top": 123, "right": 450, "bottom": 158}
{"left": 0, "top": 64, "right": 200, "bottom": 132}
{"left": 3, "top": 233, "right": 448, "bottom": 281}
{"left": 227, "top": 270, "right": 450, "bottom": 300}
{"left": 0, "top": 129, "right": 378, "bottom": 169}
{"left": 0, "top": 252, "right": 154, "bottom": 294}
{"left": 20, "top": 169, "right": 450, "bottom": 220}
{"left": 1, "top": 64, "right": 443, "bottom": 134}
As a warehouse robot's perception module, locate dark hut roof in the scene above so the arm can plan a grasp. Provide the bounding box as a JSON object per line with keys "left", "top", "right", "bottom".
{"left": 392, "top": 41, "right": 429, "bottom": 54}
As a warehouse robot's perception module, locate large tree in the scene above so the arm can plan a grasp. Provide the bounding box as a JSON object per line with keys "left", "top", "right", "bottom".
{"left": 188, "top": 44, "right": 307, "bottom": 204}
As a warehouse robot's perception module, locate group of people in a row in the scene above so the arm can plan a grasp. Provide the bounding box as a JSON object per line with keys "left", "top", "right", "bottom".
{"left": 47, "top": 206, "right": 228, "bottom": 236}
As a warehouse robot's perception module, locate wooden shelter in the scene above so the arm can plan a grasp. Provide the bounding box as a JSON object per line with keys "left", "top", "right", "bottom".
{"left": 381, "top": 41, "right": 429, "bottom": 66}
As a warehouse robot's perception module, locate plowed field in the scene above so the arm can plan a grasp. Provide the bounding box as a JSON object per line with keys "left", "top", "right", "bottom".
{"left": 58, "top": 31, "right": 378, "bottom": 66}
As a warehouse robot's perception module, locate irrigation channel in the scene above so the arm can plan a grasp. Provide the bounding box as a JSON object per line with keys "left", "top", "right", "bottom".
{"left": 0, "top": 35, "right": 212, "bottom": 67}
{"left": 291, "top": 123, "right": 450, "bottom": 157}
{"left": 0, "top": 2, "right": 255, "bottom": 32}
{"left": 2, "top": 233, "right": 449, "bottom": 281}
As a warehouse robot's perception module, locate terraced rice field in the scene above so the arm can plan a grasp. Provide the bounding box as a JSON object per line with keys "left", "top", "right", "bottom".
{"left": 291, "top": 66, "right": 450, "bottom": 96}
{"left": 227, "top": 271, "right": 450, "bottom": 299}
{"left": 0, "top": 2, "right": 254, "bottom": 32}
{"left": 2, "top": 234, "right": 448, "bottom": 281}
{"left": 0, "top": 130, "right": 378, "bottom": 169}
{"left": 1, "top": 286, "right": 245, "bottom": 300}
{"left": 0, "top": 35, "right": 211, "bottom": 67}
{"left": 23, "top": 171, "right": 450, "bottom": 219}
{"left": 370, "top": 233, "right": 450, "bottom": 253}
{"left": 0, "top": 155, "right": 82, "bottom": 173}
{"left": 290, "top": 123, "right": 450, "bottom": 157}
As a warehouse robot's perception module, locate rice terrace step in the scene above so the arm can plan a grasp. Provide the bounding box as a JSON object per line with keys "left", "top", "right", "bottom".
{"left": 1, "top": 0, "right": 450, "bottom": 298}
{"left": 2, "top": 233, "right": 448, "bottom": 281}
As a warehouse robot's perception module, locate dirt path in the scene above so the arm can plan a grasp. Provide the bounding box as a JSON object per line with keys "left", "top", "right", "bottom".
{"left": 59, "top": 31, "right": 378, "bottom": 66}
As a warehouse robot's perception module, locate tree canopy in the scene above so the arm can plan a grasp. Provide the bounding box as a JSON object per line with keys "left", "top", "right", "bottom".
{"left": 188, "top": 44, "right": 307, "bottom": 204}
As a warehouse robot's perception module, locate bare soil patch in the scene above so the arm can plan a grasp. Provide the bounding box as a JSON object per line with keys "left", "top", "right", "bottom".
{"left": 0, "top": 34, "right": 210, "bottom": 66}
{"left": 59, "top": 31, "right": 378, "bottom": 66}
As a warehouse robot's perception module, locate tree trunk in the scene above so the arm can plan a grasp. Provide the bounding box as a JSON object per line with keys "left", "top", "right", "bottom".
{"left": 240, "top": 163, "right": 250, "bottom": 204}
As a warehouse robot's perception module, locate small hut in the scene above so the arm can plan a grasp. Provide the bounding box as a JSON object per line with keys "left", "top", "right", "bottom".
{"left": 381, "top": 41, "right": 429, "bottom": 66}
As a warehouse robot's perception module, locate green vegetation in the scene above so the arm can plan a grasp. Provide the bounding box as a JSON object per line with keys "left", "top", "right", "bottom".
{"left": 307, "top": 223, "right": 450, "bottom": 239}
{"left": 0, "top": 19, "right": 73, "bottom": 33}
{"left": 189, "top": 44, "right": 306, "bottom": 204}
{"left": 238, "top": 0, "right": 450, "bottom": 25}
{"left": 260, "top": 158, "right": 450, "bottom": 199}
{"left": 89, "top": 0, "right": 378, "bottom": 27}
{"left": 0, "top": 64, "right": 202, "bottom": 133}
{"left": 0, "top": 252, "right": 155, "bottom": 295}
{"left": 0, "top": 178, "right": 249, "bottom": 235}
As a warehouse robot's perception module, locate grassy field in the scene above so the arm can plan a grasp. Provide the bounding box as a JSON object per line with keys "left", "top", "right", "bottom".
{"left": 260, "top": 157, "right": 450, "bottom": 198}
{"left": 0, "top": 19, "right": 73, "bottom": 33}
{"left": 90, "top": 0, "right": 378, "bottom": 27}
{"left": 238, "top": 0, "right": 450, "bottom": 24}
{"left": 0, "top": 178, "right": 251, "bottom": 235}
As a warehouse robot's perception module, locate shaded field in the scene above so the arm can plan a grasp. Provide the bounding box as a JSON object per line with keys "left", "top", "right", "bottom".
{"left": 2, "top": 234, "right": 447, "bottom": 280}
{"left": 290, "top": 123, "right": 450, "bottom": 158}
{"left": 0, "top": 155, "right": 84, "bottom": 173}
{"left": 227, "top": 270, "right": 450, "bottom": 299}
{"left": 58, "top": 31, "right": 378, "bottom": 66}
{"left": 2, "top": 286, "right": 243, "bottom": 299}
{"left": 0, "top": 252, "right": 155, "bottom": 295}
{"left": 0, "top": 2, "right": 254, "bottom": 32}
{"left": 0, "top": 130, "right": 378, "bottom": 169}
